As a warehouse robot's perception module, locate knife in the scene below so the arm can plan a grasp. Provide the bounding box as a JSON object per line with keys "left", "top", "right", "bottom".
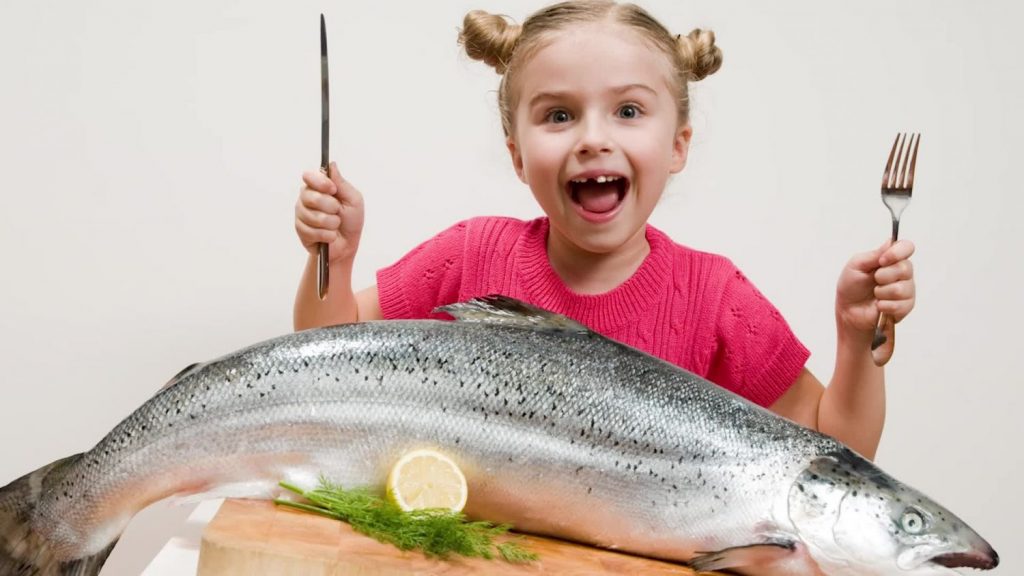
{"left": 317, "top": 13, "right": 330, "bottom": 300}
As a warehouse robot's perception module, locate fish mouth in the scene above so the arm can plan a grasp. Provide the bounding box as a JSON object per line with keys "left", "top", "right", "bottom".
{"left": 566, "top": 172, "right": 630, "bottom": 222}
{"left": 929, "top": 548, "right": 1000, "bottom": 570}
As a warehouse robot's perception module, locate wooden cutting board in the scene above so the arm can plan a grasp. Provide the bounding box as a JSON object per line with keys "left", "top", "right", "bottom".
{"left": 197, "top": 499, "right": 708, "bottom": 575}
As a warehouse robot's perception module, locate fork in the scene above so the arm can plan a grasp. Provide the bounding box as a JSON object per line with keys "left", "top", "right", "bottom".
{"left": 871, "top": 133, "right": 920, "bottom": 357}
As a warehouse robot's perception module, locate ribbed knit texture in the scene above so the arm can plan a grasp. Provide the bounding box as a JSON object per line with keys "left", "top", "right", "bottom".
{"left": 377, "top": 217, "right": 809, "bottom": 407}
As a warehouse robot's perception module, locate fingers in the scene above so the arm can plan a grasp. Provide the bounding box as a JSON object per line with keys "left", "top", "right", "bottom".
{"left": 295, "top": 219, "right": 338, "bottom": 245}
{"left": 878, "top": 239, "right": 915, "bottom": 267}
{"left": 298, "top": 185, "right": 342, "bottom": 217}
{"left": 873, "top": 249, "right": 915, "bottom": 322}
{"left": 849, "top": 239, "right": 916, "bottom": 274}
{"left": 295, "top": 162, "right": 366, "bottom": 257}
{"left": 837, "top": 238, "right": 916, "bottom": 335}
{"left": 302, "top": 168, "right": 337, "bottom": 196}
{"left": 296, "top": 165, "right": 345, "bottom": 250}
{"left": 296, "top": 181, "right": 342, "bottom": 228}
{"left": 874, "top": 277, "right": 914, "bottom": 301}
{"left": 874, "top": 257, "right": 913, "bottom": 286}
{"left": 297, "top": 163, "right": 363, "bottom": 221}
{"left": 873, "top": 239, "right": 915, "bottom": 295}
{"left": 847, "top": 246, "right": 885, "bottom": 274}
{"left": 328, "top": 162, "right": 364, "bottom": 210}
{"left": 875, "top": 292, "right": 914, "bottom": 322}
{"left": 295, "top": 200, "right": 340, "bottom": 249}
{"left": 327, "top": 161, "right": 345, "bottom": 188}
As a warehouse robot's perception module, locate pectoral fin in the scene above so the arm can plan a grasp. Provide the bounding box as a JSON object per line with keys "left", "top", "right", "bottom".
{"left": 688, "top": 539, "right": 797, "bottom": 572}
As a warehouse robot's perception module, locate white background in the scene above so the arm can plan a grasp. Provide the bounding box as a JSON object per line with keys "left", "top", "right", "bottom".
{"left": 1, "top": 1, "right": 1020, "bottom": 574}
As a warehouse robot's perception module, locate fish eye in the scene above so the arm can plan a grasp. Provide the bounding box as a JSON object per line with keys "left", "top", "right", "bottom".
{"left": 900, "top": 508, "right": 926, "bottom": 534}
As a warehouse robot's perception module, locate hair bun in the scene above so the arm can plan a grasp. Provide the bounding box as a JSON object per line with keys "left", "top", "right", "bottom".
{"left": 678, "top": 28, "right": 722, "bottom": 82}
{"left": 459, "top": 10, "right": 522, "bottom": 75}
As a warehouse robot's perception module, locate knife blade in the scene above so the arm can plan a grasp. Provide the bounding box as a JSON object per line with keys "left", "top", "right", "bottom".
{"left": 317, "top": 13, "right": 330, "bottom": 300}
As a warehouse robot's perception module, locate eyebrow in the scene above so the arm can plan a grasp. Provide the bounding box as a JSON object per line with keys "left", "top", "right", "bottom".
{"left": 527, "top": 83, "right": 658, "bottom": 108}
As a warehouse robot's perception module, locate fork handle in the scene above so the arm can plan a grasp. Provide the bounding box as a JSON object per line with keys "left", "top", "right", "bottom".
{"left": 871, "top": 314, "right": 889, "bottom": 350}
{"left": 871, "top": 220, "right": 900, "bottom": 359}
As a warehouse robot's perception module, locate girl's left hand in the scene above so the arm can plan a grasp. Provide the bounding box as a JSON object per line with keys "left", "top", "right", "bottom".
{"left": 835, "top": 240, "right": 917, "bottom": 363}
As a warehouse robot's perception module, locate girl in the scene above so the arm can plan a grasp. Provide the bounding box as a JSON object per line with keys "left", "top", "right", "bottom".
{"left": 291, "top": 0, "right": 916, "bottom": 461}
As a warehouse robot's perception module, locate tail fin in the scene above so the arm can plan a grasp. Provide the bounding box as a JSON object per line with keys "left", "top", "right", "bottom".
{"left": 0, "top": 455, "right": 117, "bottom": 576}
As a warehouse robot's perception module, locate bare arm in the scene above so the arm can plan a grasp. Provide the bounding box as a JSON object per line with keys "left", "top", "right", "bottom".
{"left": 770, "top": 240, "right": 916, "bottom": 461}
{"left": 770, "top": 345, "right": 885, "bottom": 460}
{"left": 294, "top": 270, "right": 384, "bottom": 329}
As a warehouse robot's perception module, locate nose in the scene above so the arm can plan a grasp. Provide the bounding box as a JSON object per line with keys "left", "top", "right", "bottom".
{"left": 574, "top": 116, "right": 614, "bottom": 157}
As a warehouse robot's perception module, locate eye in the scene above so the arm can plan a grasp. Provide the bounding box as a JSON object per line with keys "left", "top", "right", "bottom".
{"left": 546, "top": 109, "right": 572, "bottom": 124}
{"left": 617, "top": 104, "right": 641, "bottom": 119}
{"left": 900, "top": 509, "right": 926, "bottom": 534}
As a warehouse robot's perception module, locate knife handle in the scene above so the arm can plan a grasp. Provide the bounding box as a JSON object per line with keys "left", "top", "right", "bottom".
{"left": 316, "top": 166, "right": 330, "bottom": 301}
{"left": 317, "top": 243, "right": 329, "bottom": 300}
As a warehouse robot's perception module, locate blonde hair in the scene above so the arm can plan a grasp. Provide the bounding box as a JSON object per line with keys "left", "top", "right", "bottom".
{"left": 458, "top": 0, "right": 723, "bottom": 136}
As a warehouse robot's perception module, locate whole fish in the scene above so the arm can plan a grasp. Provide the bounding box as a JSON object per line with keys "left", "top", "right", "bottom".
{"left": 0, "top": 297, "right": 998, "bottom": 575}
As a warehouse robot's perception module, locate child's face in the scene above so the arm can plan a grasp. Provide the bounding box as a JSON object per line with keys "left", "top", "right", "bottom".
{"left": 507, "top": 21, "right": 690, "bottom": 256}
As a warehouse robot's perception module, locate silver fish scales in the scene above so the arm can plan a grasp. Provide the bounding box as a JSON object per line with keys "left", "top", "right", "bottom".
{"left": 0, "top": 297, "right": 998, "bottom": 575}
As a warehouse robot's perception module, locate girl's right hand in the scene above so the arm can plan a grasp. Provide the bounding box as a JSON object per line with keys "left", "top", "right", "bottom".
{"left": 294, "top": 162, "right": 364, "bottom": 264}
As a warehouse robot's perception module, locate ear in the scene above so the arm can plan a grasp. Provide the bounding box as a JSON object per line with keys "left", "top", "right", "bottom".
{"left": 506, "top": 136, "right": 528, "bottom": 184}
{"left": 670, "top": 124, "right": 692, "bottom": 173}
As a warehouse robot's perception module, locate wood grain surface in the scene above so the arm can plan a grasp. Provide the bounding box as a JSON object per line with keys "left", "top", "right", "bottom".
{"left": 197, "top": 499, "right": 709, "bottom": 575}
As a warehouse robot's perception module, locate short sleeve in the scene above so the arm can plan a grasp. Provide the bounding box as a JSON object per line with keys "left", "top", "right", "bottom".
{"left": 376, "top": 221, "right": 468, "bottom": 320}
{"left": 705, "top": 267, "right": 810, "bottom": 407}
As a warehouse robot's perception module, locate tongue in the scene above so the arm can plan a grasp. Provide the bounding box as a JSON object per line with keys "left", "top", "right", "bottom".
{"left": 575, "top": 182, "right": 620, "bottom": 213}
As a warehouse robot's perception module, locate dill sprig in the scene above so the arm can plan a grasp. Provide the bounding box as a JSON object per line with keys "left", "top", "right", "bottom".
{"left": 274, "top": 479, "right": 538, "bottom": 563}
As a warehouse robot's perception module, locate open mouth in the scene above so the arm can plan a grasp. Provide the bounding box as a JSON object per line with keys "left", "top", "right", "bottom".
{"left": 930, "top": 549, "right": 999, "bottom": 570}
{"left": 567, "top": 174, "right": 629, "bottom": 218}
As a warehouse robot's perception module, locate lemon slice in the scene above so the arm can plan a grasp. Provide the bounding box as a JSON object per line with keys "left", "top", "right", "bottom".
{"left": 386, "top": 448, "right": 468, "bottom": 513}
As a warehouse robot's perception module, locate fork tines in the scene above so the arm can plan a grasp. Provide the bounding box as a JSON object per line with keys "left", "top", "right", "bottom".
{"left": 882, "top": 133, "right": 920, "bottom": 193}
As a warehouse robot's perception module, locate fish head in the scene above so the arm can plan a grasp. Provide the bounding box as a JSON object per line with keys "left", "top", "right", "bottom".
{"left": 787, "top": 451, "right": 998, "bottom": 575}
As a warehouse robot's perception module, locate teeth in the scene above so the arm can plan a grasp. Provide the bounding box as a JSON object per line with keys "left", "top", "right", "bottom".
{"left": 570, "top": 175, "right": 621, "bottom": 184}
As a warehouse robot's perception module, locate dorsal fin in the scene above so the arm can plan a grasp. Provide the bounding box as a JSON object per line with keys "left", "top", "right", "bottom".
{"left": 435, "top": 295, "right": 590, "bottom": 333}
{"left": 158, "top": 362, "right": 204, "bottom": 392}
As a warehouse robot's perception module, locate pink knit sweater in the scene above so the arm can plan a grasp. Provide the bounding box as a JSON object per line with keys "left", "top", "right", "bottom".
{"left": 377, "top": 217, "right": 809, "bottom": 407}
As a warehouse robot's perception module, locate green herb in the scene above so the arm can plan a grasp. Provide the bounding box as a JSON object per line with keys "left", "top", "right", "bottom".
{"left": 274, "top": 478, "right": 538, "bottom": 563}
